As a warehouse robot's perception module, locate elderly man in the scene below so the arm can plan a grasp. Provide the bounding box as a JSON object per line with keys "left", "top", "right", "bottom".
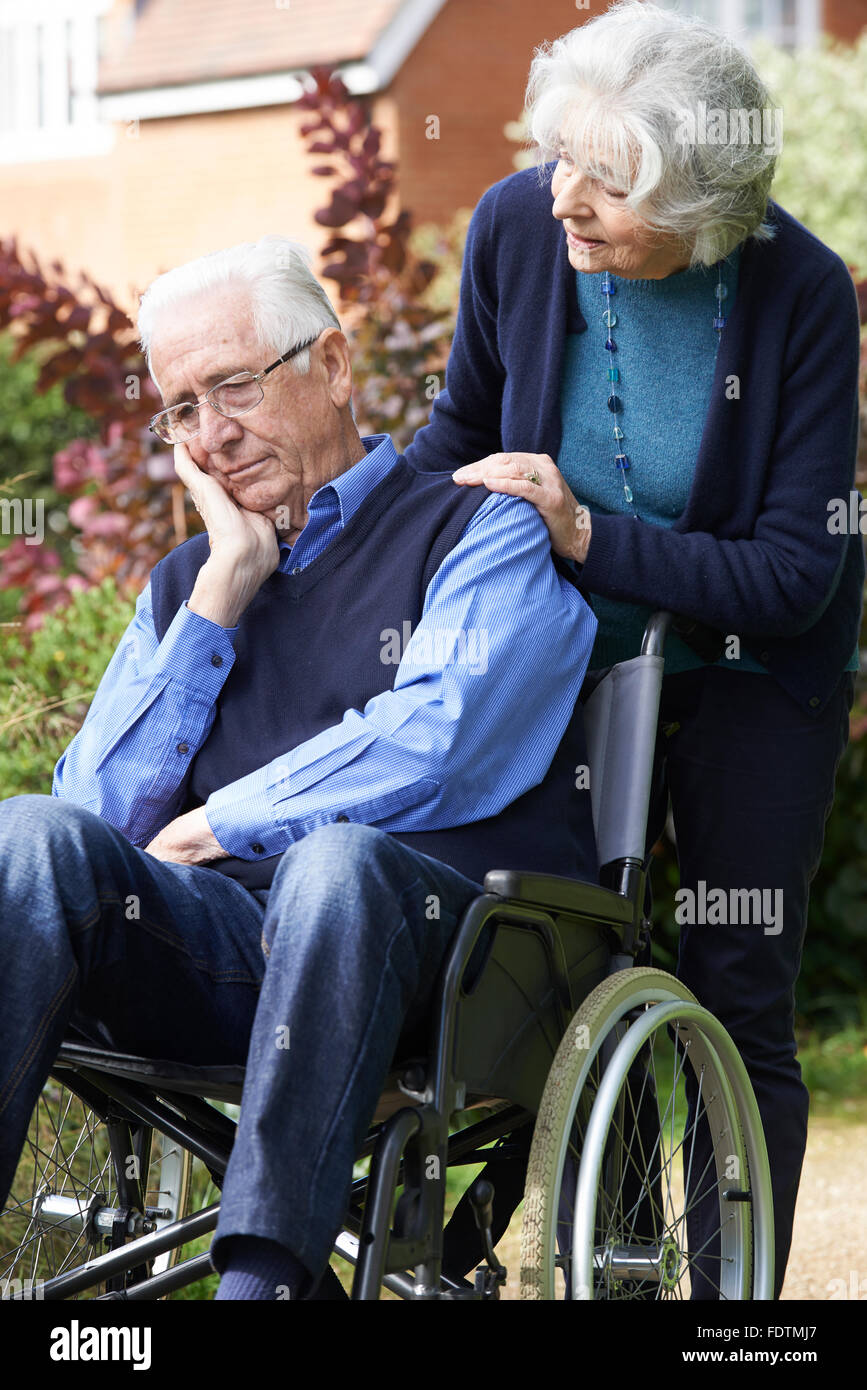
{"left": 0, "top": 236, "right": 598, "bottom": 1301}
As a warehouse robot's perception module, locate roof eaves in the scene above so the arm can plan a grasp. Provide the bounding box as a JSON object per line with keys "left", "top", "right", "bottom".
{"left": 95, "top": 0, "right": 449, "bottom": 119}
{"left": 364, "top": 0, "right": 449, "bottom": 89}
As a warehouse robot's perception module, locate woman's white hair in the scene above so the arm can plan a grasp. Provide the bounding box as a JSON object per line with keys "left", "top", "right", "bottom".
{"left": 525, "top": 0, "right": 780, "bottom": 265}
{"left": 137, "top": 235, "right": 341, "bottom": 387}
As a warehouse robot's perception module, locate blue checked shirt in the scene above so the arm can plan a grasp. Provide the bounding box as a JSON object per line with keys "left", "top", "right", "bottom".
{"left": 52, "top": 435, "right": 598, "bottom": 859}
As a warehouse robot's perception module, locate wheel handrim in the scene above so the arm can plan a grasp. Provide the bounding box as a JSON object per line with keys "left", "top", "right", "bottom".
{"left": 569, "top": 1002, "right": 752, "bottom": 1300}
{"left": 520, "top": 969, "right": 774, "bottom": 1301}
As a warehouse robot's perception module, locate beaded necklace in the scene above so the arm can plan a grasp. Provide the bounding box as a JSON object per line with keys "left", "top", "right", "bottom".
{"left": 600, "top": 262, "right": 729, "bottom": 520}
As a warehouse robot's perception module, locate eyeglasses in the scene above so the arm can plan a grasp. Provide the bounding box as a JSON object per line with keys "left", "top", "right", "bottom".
{"left": 148, "top": 335, "right": 320, "bottom": 445}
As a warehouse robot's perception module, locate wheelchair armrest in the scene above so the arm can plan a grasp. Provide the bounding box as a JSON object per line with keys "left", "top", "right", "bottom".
{"left": 483, "top": 870, "right": 634, "bottom": 925}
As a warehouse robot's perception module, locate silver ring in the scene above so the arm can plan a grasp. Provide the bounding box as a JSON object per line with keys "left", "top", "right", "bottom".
{"left": 524, "top": 470, "right": 542, "bottom": 486}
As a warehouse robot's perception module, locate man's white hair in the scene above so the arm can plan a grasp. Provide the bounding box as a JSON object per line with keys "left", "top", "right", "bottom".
{"left": 525, "top": 0, "right": 779, "bottom": 265}
{"left": 137, "top": 235, "right": 342, "bottom": 388}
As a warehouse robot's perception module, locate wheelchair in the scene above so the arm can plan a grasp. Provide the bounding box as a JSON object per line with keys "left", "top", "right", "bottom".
{"left": 0, "top": 612, "right": 774, "bottom": 1301}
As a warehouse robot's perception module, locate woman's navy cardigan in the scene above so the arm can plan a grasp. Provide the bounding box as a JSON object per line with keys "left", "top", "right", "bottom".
{"left": 403, "top": 165, "right": 864, "bottom": 717}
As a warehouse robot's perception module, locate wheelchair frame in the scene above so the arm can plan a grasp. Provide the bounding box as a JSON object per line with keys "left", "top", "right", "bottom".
{"left": 2, "top": 612, "right": 775, "bottom": 1301}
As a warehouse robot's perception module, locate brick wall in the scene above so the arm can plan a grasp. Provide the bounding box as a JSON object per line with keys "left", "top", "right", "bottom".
{"left": 0, "top": 100, "right": 394, "bottom": 314}
{"left": 390, "top": 0, "right": 597, "bottom": 224}
{"left": 822, "top": 0, "right": 867, "bottom": 42}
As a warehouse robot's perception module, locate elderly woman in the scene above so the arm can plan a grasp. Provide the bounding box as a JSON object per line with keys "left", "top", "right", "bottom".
{"left": 405, "top": 0, "right": 862, "bottom": 1298}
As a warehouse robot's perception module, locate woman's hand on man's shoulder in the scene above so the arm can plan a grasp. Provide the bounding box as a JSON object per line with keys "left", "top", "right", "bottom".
{"left": 451, "top": 452, "right": 592, "bottom": 563}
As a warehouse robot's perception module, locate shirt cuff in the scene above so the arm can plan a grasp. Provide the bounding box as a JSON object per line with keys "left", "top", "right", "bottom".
{"left": 205, "top": 773, "right": 292, "bottom": 861}
{"left": 152, "top": 600, "right": 239, "bottom": 700}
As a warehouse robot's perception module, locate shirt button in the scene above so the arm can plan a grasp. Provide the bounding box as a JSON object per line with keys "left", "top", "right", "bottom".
{"left": 336, "top": 814, "right": 349, "bottom": 823}
{"left": 809, "top": 696, "right": 820, "bottom": 708}
{"left": 177, "top": 742, "right": 189, "bottom": 754}
{"left": 211, "top": 653, "right": 223, "bottom": 667}
{"left": 292, "top": 566, "right": 302, "bottom": 575}
{"left": 759, "top": 651, "right": 770, "bottom": 663}
{"left": 251, "top": 842, "right": 265, "bottom": 854}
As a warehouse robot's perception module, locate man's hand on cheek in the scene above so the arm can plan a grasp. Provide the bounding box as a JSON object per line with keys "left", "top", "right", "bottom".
{"left": 145, "top": 806, "right": 229, "bottom": 866}
{"left": 174, "top": 442, "right": 281, "bottom": 627}
{"left": 174, "top": 443, "right": 278, "bottom": 558}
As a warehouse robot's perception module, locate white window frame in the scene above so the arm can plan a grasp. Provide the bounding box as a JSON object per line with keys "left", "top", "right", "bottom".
{"left": 658, "top": 0, "right": 821, "bottom": 49}
{"left": 0, "top": 0, "right": 114, "bottom": 164}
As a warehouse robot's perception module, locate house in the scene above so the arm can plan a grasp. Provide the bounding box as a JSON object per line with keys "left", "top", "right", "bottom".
{"left": 0, "top": 0, "right": 860, "bottom": 306}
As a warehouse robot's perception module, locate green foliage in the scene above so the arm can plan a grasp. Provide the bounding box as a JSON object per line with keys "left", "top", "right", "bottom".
{"left": 409, "top": 210, "right": 473, "bottom": 318}
{"left": 0, "top": 242, "right": 186, "bottom": 628}
{"left": 0, "top": 332, "right": 96, "bottom": 495}
{"left": 751, "top": 32, "right": 867, "bottom": 278}
{"left": 0, "top": 332, "right": 98, "bottom": 620}
{"left": 796, "top": 1012, "right": 867, "bottom": 1111}
{"left": 0, "top": 578, "right": 135, "bottom": 799}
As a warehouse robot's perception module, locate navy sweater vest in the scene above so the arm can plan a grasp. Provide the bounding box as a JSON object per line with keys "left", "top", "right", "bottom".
{"left": 150, "top": 457, "right": 598, "bottom": 891}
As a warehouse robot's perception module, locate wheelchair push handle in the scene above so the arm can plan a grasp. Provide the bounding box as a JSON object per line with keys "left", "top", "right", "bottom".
{"left": 643, "top": 609, "right": 728, "bottom": 664}
{"left": 640, "top": 611, "right": 673, "bottom": 659}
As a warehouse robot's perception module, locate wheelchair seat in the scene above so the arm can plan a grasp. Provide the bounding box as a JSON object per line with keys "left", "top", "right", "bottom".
{"left": 52, "top": 1038, "right": 443, "bottom": 1126}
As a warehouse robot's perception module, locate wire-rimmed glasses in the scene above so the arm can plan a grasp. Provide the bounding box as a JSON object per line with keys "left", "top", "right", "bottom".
{"left": 148, "top": 334, "right": 321, "bottom": 444}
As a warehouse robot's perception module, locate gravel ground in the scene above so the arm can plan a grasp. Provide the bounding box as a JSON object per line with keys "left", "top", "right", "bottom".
{"left": 779, "top": 1109, "right": 867, "bottom": 1301}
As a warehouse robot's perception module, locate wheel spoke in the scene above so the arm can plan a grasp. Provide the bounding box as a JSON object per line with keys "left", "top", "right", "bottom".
{"left": 2, "top": 1080, "right": 191, "bottom": 1298}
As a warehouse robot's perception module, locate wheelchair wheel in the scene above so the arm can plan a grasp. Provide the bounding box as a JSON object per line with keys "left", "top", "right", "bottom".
{"left": 520, "top": 968, "right": 774, "bottom": 1300}
{"left": 0, "top": 1076, "right": 192, "bottom": 1299}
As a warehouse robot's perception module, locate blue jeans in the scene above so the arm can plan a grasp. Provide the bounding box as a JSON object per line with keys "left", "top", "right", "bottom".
{"left": 0, "top": 799, "right": 484, "bottom": 1286}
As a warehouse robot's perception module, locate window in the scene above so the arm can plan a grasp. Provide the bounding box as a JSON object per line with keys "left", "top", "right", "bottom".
{"left": 656, "top": 0, "right": 821, "bottom": 50}
{"left": 0, "top": 0, "right": 113, "bottom": 162}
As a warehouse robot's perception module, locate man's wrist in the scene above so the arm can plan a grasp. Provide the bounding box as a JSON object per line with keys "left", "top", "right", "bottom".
{"left": 188, "top": 557, "right": 252, "bottom": 628}
{"left": 198, "top": 806, "right": 230, "bottom": 859}
{"left": 186, "top": 592, "right": 241, "bottom": 628}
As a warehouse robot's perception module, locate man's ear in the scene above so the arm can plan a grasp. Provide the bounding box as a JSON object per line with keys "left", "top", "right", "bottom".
{"left": 318, "top": 329, "right": 353, "bottom": 409}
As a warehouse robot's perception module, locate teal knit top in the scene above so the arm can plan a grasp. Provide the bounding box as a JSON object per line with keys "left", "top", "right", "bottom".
{"left": 557, "top": 246, "right": 859, "bottom": 675}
